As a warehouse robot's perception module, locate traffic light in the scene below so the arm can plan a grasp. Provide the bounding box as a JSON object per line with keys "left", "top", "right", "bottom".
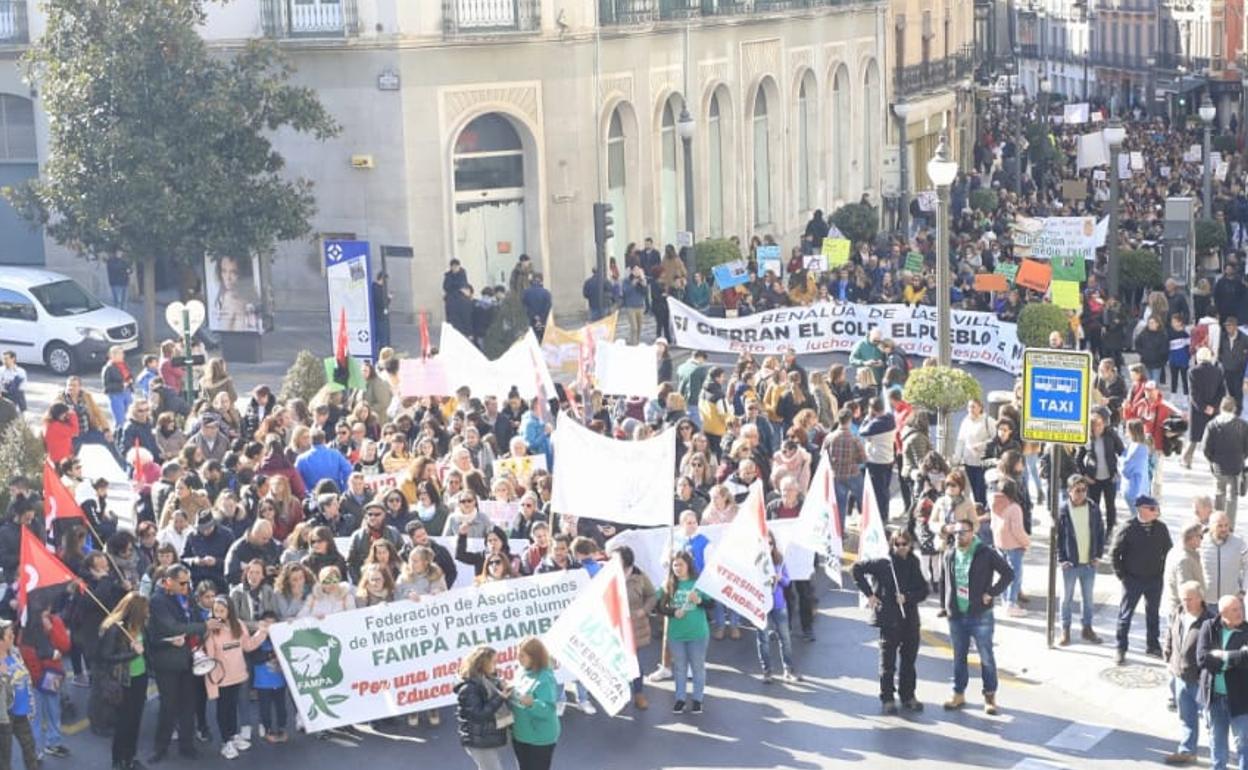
{"left": 593, "top": 202, "right": 614, "bottom": 248}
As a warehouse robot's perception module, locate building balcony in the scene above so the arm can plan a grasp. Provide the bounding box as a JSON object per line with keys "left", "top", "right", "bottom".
{"left": 894, "top": 54, "right": 973, "bottom": 98}
{"left": 443, "top": 0, "right": 541, "bottom": 35}
{"left": 0, "top": 1, "right": 28, "bottom": 46}
{"left": 260, "top": 0, "right": 359, "bottom": 38}
{"left": 599, "top": 0, "right": 874, "bottom": 25}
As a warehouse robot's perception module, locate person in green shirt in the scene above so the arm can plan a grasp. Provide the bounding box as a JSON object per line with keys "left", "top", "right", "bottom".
{"left": 99, "top": 592, "right": 151, "bottom": 770}
{"left": 1198, "top": 594, "right": 1248, "bottom": 770}
{"left": 510, "top": 637, "right": 560, "bottom": 770}
{"left": 656, "top": 551, "right": 711, "bottom": 715}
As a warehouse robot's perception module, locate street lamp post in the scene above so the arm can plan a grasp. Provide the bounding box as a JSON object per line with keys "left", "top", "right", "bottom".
{"left": 1200, "top": 95, "right": 1216, "bottom": 221}
{"left": 677, "top": 108, "right": 696, "bottom": 273}
{"left": 1039, "top": 77, "right": 1052, "bottom": 188}
{"left": 1145, "top": 56, "right": 1156, "bottom": 118}
{"left": 893, "top": 102, "right": 913, "bottom": 238}
{"left": 927, "top": 135, "right": 959, "bottom": 454}
{"left": 1104, "top": 119, "right": 1126, "bottom": 299}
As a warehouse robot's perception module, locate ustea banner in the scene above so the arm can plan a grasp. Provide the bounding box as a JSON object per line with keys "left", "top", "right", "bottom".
{"left": 270, "top": 570, "right": 589, "bottom": 732}
{"left": 667, "top": 298, "right": 1023, "bottom": 373}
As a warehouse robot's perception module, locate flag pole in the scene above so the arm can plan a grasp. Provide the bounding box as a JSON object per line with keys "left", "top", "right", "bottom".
{"left": 76, "top": 516, "right": 129, "bottom": 586}
{"left": 78, "top": 584, "right": 136, "bottom": 644}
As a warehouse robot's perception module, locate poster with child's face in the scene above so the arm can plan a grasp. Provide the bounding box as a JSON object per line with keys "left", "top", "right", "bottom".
{"left": 205, "top": 255, "right": 262, "bottom": 333}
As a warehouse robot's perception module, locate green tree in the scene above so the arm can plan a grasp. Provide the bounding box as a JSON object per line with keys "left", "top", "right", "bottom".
{"left": 1195, "top": 220, "right": 1228, "bottom": 254}
{"left": 693, "top": 238, "right": 742, "bottom": 275}
{"left": 1121, "top": 248, "right": 1164, "bottom": 300}
{"left": 0, "top": 420, "right": 45, "bottom": 514}
{"left": 4, "top": 0, "right": 340, "bottom": 345}
{"left": 831, "top": 202, "right": 879, "bottom": 245}
{"left": 1017, "top": 303, "right": 1071, "bottom": 348}
{"left": 902, "top": 366, "right": 982, "bottom": 455}
{"left": 279, "top": 349, "right": 327, "bottom": 404}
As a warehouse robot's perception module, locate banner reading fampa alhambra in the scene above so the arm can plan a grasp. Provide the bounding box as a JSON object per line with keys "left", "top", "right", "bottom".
{"left": 667, "top": 298, "right": 1024, "bottom": 374}
{"left": 269, "top": 570, "right": 589, "bottom": 733}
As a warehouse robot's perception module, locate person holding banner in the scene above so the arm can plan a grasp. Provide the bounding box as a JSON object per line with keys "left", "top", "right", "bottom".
{"left": 509, "top": 637, "right": 561, "bottom": 770}
{"left": 755, "top": 533, "right": 801, "bottom": 684}
{"left": 98, "top": 593, "right": 149, "bottom": 770}
{"left": 851, "top": 529, "right": 929, "bottom": 714}
{"left": 454, "top": 646, "right": 512, "bottom": 770}
{"left": 656, "top": 552, "right": 711, "bottom": 715}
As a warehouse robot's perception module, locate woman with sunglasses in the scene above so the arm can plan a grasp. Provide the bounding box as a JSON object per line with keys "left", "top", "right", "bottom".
{"left": 850, "top": 529, "right": 929, "bottom": 714}
{"left": 458, "top": 524, "right": 519, "bottom": 578}
{"left": 299, "top": 525, "right": 349, "bottom": 581}
{"left": 443, "top": 491, "right": 493, "bottom": 538}
{"left": 299, "top": 565, "right": 356, "bottom": 619}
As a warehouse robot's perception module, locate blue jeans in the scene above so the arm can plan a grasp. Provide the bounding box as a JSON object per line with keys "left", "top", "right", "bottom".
{"left": 755, "top": 606, "right": 794, "bottom": 674}
{"left": 1002, "top": 548, "right": 1024, "bottom": 606}
{"left": 32, "top": 687, "right": 61, "bottom": 753}
{"left": 256, "top": 687, "right": 288, "bottom": 731}
{"left": 1116, "top": 575, "right": 1163, "bottom": 653}
{"left": 1208, "top": 693, "right": 1248, "bottom": 770}
{"left": 111, "top": 282, "right": 128, "bottom": 308}
{"left": 1173, "top": 677, "right": 1201, "bottom": 757}
{"left": 1147, "top": 367, "right": 1164, "bottom": 386}
{"left": 834, "top": 474, "right": 864, "bottom": 528}
{"left": 108, "top": 390, "right": 133, "bottom": 431}
{"left": 669, "top": 637, "right": 709, "bottom": 702}
{"left": 1061, "top": 563, "right": 1097, "bottom": 630}
{"left": 712, "top": 604, "right": 738, "bottom": 629}
{"left": 948, "top": 612, "right": 999, "bottom": 695}
{"left": 1023, "top": 454, "right": 1042, "bottom": 499}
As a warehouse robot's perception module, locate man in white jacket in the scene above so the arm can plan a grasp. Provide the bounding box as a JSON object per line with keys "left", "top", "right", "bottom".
{"left": 1200, "top": 512, "right": 1248, "bottom": 607}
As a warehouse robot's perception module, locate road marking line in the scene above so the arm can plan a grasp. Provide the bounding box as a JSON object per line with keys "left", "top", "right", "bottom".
{"left": 1045, "top": 722, "right": 1112, "bottom": 752}
{"left": 1011, "top": 759, "right": 1068, "bottom": 770}
{"left": 919, "top": 629, "right": 1033, "bottom": 687}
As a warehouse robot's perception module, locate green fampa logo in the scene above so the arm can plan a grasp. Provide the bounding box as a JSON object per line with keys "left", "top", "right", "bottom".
{"left": 281, "top": 628, "right": 348, "bottom": 720}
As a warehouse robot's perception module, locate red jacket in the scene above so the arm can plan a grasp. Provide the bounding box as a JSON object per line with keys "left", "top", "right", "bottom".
{"left": 20, "top": 614, "right": 70, "bottom": 683}
{"left": 44, "top": 414, "right": 79, "bottom": 465}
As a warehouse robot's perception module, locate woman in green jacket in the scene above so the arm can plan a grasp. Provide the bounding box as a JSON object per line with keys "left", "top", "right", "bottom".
{"left": 656, "top": 551, "right": 711, "bottom": 714}
{"left": 510, "top": 636, "right": 560, "bottom": 770}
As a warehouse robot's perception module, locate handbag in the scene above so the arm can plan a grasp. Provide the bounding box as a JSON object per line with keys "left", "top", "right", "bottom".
{"left": 37, "top": 670, "right": 64, "bottom": 695}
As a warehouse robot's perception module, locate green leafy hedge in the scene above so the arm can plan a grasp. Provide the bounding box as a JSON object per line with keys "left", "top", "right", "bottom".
{"left": 279, "top": 350, "right": 328, "bottom": 405}
{"left": 1121, "top": 248, "right": 1163, "bottom": 295}
{"left": 970, "top": 188, "right": 998, "bottom": 213}
{"left": 903, "top": 366, "right": 983, "bottom": 414}
{"left": 0, "top": 420, "right": 45, "bottom": 515}
{"left": 1196, "top": 220, "right": 1228, "bottom": 253}
{"left": 831, "top": 202, "right": 878, "bottom": 245}
{"left": 694, "top": 238, "right": 743, "bottom": 275}
{"left": 1018, "top": 303, "right": 1071, "bottom": 348}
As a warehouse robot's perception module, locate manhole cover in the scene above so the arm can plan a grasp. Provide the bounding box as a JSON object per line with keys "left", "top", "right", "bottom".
{"left": 1100, "top": 665, "right": 1168, "bottom": 688}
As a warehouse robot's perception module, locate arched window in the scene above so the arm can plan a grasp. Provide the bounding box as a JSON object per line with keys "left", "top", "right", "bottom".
{"left": 452, "top": 113, "right": 529, "bottom": 286}
{"left": 660, "top": 98, "right": 680, "bottom": 246}
{"left": 797, "top": 72, "right": 817, "bottom": 213}
{"left": 863, "top": 61, "right": 880, "bottom": 193}
{"left": 831, "top": 65, "right": 849, "bottom": 201}
{"left": 707, "top": 91, "right": 724, "bottom": 237}
{"left": 606, "top": 107, "right": 628, "bottom": 261}
{"left": 753, "top": 87, "right": 771, "bottom": 227}
{"left": 453, "top": 113, "right": 523, "bottom": 192}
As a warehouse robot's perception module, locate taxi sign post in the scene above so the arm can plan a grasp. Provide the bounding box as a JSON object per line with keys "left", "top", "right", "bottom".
{"left": 1021, "top": 348, "right": 1092, "bottom": 649}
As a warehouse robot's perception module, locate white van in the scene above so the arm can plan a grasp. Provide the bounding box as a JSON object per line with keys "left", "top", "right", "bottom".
{"left": 0, "top": 267, "right": 139, "bottom": 375}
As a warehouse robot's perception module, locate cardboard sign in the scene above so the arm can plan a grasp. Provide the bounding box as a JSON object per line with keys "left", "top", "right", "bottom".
{"left": 904, "top": 251, "right": 925, "bottom": 273}
{"left": 916, "top": 191, "right": 938, "bottom": 212}
{"left": 803, "top": 255, "right": 828, "bottom": 273}
{"left": 994, "top": 261, "right": 1019, "bottom": 285}
{"left": 974, "top": 273, "right": 1009, "bottom": 293}
{"left": 1061, "top": 180, "right": 1086, "bottom": 201}
{"left": 1051, "top": 280, "right": 1082, "bottom": 311}
{"left": 822, "top": 237, "right": 851, "bottom": 268}
{"left": 711, "top": 260, "right": 750, "bottom": 289}
{"left": 1016, "top": 259, "right": 1052, "bottom": 293}
{"left": 756, "top": 244, "right": 782, "bottom": 277}
{"left": 1052, "top": 254, "right": 1086, "bottom": 282}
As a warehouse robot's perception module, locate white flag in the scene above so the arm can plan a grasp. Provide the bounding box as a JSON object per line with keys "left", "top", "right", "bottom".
{"left": 793, "top": 461, "right": 843, "bottom": 586}
{"left": 694, "top": 483, "right": 775, "bottom": 630}
{"left": 1076, "top": 131, "right": 1108, "bottom": 170}
{"left": 1063, "top": 102, "right": 1090, "bottom": 125}
{"left": 857, "top": 471, "right": 890, "bottom": 562}
{"left": 551, "top": 419, "right": 675, "bottom": 527}
{"left": 543, "top": 558, "right": 639, "bottom": 717}
{"left": 437, "top": 323, "right": 556, "bottom": 401}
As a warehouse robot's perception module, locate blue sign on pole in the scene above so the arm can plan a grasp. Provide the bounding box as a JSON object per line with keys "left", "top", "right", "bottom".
{"left": 323, "top": 239, "right": 377, "bottom": 360}
{"left": 1020, "top": 349, "right": 1093, "bottom": 444}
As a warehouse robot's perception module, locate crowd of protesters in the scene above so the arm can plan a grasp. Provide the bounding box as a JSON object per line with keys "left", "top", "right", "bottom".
{"left": 1, "top": 91, "right": 1248, "bottom": 770}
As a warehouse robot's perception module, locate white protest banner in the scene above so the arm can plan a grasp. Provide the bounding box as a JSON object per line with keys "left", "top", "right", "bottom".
{"left": 77, "top": 444, "right": 137, "bottom": 529}
{"left": 1118, "top": 152, "right": 1132, "bottom": 180}
{"left": 541, "top": 314, "right": 618, "bottom": 383}
{"left": 803, "top": 254, "right": 828, "bottom": 273}
{"left": 1185, "top": 145, "right": 1202, "bottom": 163}
{"left": 1076, "top": 132, "right": 1108, "bottom": 170}
{"left": 360, "top": 471, "right": 402, "bottom": 497}
{"left": 479, "top": 501, "right": 519, "bottom": 530}
{"left": 790, "top": 461, "right": 843, "bottom": 586}
{"left": 1159, "top": 165, "right": 1171, "bottom": 178}
{"left": 694, "top": 484, "right": 774, "bottom": 630}
{"left": 594, "top": 340, "right": 657, "bottom": 396}
{"left": 854, "top": 468, "right": 890, "bottom": 610}
{"left": 439, "top": 324, "right": 557, "bottom": 401}
{"left": 269, "top": 570, "right": 588, "bottom": 732}
{"left": 1063, "top": 102, "right": 1090, "bottom": 125}
{"left": 398, "top": 358, "right": 452, "bottom": 398}
{"left": 916, "top": 190, "right": 938, "bottom": 212}
{"left": 1211, "top": 151, "right": 1223, "bottom": 168}
{"left": 551, "top": 419, "right": 674, "bottom": 527}
{"left": 1093, "top": 216, "right": 1108, "bottom": 248}
{"left": 1129, "top": 151, "right": 1145, "bottom": 171}
{"left": 1092, "top": 169, "right": 1106, "bottom": 182}
{"left": 605, "top": 519, "right": 812, "bottom": 590}
{"left": 543, "top": 558, "right": 639, "bottom": 716}
{"left": 668, "top": 298, "right": 1024, "bottom": 374}
{"left": 1011, "top": 217, "right": 1098, "bottom": 262}
{"left": 1217, "top": 161, "right": 1230, "bottom": 182}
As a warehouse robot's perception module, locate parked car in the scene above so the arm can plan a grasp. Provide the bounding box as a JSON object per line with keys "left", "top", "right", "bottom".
{"left": 0, "top": 267, "right": 138, "bottom": 374}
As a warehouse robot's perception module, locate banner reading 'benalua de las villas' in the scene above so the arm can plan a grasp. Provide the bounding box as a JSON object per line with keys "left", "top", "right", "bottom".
{"left": 269, "top": 570, "right": 588, "bottom": 733}
{"left": 667, "top": 298, "right": 1024, "bottom": 374}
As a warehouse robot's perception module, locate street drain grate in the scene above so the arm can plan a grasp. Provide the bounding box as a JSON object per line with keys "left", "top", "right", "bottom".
{"left": 1099, "top": 665, "right": 1168, "bottom": 688}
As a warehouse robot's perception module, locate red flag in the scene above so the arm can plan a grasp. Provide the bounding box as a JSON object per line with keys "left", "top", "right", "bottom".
{"left": 17, "top": 526, "right": 80, "bottom": 612}
{"left": 335, "top": 307, "right": 349, "bottom": 368}
{"left": 131, "top": 437, "right": 143, "bottom": 484}
{"left": 602, "top": 565, "right": 636, "bottom": 660}
{"left": 42, "top": 461, "right": 85, "bottom": 535}
{"left": 419, "top": 311, "right": 431, "bottom": 359}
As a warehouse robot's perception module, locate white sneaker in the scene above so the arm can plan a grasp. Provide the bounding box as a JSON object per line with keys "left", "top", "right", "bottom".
{"left": 406, "top": 714, "right": 421, "bottom": 727}
{"left": 231, "top": 736, "right": 252, "bottom": 752}
{"left": 238, "top": 726, "right": 252, "bottom": 742}
{"left": 579, "top": 700, "right": 597, "bottom": 715}
{"left": 221, "top": 742, "right": 239, "bottom": 760}
{"left": 647, "top": 665, "right": 672, "bottom": 683}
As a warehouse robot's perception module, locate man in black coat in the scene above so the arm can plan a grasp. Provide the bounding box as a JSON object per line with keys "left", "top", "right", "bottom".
{"left": 852, "top": 529, "right": 930, "bottom": 714}
{"left": 1163, "top": 580, "right": 1214, "bottom": 765}
{"left": 941, "top": 521, "right": 1013, "bottom": 715}
{"left": 402, "top": 519, "right": 458, "bottom": 589}
{"left": 1110, "top": 495, "right": 1173, "bottom": 664}
{"left": 181, "top": 511, "right": 233, "bottom": 593}
{"left": 1203, "top": 396, "right": 1248, "bottom": 523}
{"left": 1186, "top": 347, "right": 1227, "bottom": 467}
{"left": 1218, "top": 316, "right": 1248, "bottom": 409}
{"left": 147, "top": 565, "right": 216, "bottom": 762}
{"left": 1196, "top": 594, "right": 1248, "bottom": 770}
{"left": 1214, "top": 264, "right": 1248, "bottom": 324}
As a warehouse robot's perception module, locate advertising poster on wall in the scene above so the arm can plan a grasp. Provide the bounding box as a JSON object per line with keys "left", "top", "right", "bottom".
{"left": 204, "top": 255, "right": 263, "bottom": 333}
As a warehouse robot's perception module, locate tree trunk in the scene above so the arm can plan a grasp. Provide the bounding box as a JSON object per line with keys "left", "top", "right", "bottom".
{"left": 141, "top": 254, "right": 157, "bottom": 347}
